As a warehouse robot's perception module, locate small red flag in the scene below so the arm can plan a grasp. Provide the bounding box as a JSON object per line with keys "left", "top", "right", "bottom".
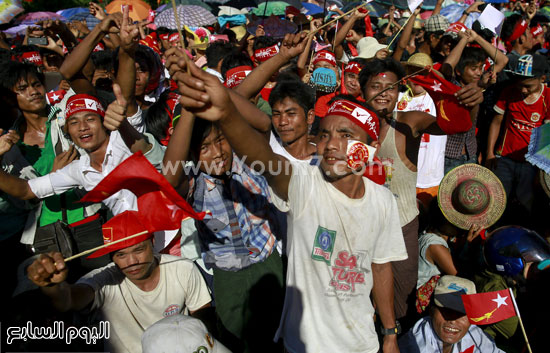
{"left": 137, "top": 191, "right": 188, "bottom": 232}
{"left": 364, "top": 15, "right": 374, "bottom": 37}
{"left": 409, "top": 70, "right": 473, "bottom": 135}
{"left": 461, "top": 289, "right": 517, "bottom": 325}
{"left": 460, "top": 346, "right": 474, "bottom": 353}
{"left": 80, "top": 151, "right": 205, "bottom": 221}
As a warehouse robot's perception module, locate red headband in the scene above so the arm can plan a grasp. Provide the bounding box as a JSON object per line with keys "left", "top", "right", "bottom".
{"left": 93, "top": 42, "right": 105, "bottom": 52}
{"left": 505, "top": 20, "right": 528, "bottom": 51}
{"left": 344, "top": 62, "right": 361, "bottom": 75}
{"left": 21, "top": 51, "right": 42, "bottom": 66}
{"left": 169, "top": 33, "right": 180, "bottom": 43}
{"left": 531, "top": 24, "right": 543, "bottom": 37}
{"left": 159, "top": 33, "right": 169, "bottom": 41}
{"left": 313, "top": 50, "right": 336, "bottom": 67}
{"left": 65, "top": 94, "right": 105, "bottom": 120}
{"left": 254, "top": 44, "right": 279, "bottom": 62}
{"left": 326, "top": 99, "right": 379, "bottom": 141}
{"left": 225, "top": 65, "right": 252, "bottom": 88}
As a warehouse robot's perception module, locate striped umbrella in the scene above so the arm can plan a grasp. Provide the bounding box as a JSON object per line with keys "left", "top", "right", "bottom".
{"left": 154, "top": 5, "right": 216, "bottom": 29}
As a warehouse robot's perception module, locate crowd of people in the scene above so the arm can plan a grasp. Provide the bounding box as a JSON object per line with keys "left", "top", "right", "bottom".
{"left": 0, "top": 0, "right": 549, "bottom": 352}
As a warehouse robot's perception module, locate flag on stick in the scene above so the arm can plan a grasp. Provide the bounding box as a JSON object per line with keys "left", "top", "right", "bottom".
{"left": 461, "top": 289, "right": 517, "bottom": 325}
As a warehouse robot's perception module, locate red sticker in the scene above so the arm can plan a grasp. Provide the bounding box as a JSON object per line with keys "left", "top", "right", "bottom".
{"left": 347, "top": 141, "right": 370, "bottom": 169}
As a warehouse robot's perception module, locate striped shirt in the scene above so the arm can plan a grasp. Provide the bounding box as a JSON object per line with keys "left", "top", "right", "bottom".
{"left": 189, "top": 155, "right": 282, "bottom": 271}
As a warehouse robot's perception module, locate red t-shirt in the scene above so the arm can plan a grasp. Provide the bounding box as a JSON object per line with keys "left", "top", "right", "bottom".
{"left": 494, "top": 85, "right": 550, "bottom": 161}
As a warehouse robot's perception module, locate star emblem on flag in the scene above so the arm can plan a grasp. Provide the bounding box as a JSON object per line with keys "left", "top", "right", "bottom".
{"left": 492, "top": 293, "right": 508, "bottom": 308}
{"left": 431, "top": 81, "right": 442, "bottom": 92}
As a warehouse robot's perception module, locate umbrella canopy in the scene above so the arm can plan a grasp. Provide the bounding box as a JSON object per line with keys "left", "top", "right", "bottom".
{"left": 375, "top": 0, "right": 438, "bottom": 10}
{"left": 301, "top": 2, "right": 323, "bottom": 15}
{"left": 247, "top": 14, "right": 297, "bottom": 38}
{"left": 154, "top": 5, "right": 216, "bottom": 29}
{"left": 440, "top": 3, "right": 468, "bottom": 23}
{"left": 169, "top": 0, "right": 213, "bottom": 11}
{"left": 3, "top": 23, "right": 27, "bottom": 36}
{"left": 67, "top": 12, "right": 101, "bottom": 31}
{"left": 252, "top": 1, "right": 291, "bottom": 16}
{"left": 0, "top": 0, "right": 24, "bottom": 25}
{"left": 56, "top": 7, "right": 89, "bottom": 19}
{"left": 526, "top": 123, "right": 550, "bottom": 174}
{"left": 16, "top": 11, "right": 65, "bottom": 25}
{"left": 220, "top": 0, "right": 257, "bottom": 9}
{"left": 343, "top": 1, "right": 385, "bottom": 18}
{"left": 105, "top": 0, "right": 152, "bottom": 21}
{"left": 258, "top": 0, "right": 302, "bottom": 10}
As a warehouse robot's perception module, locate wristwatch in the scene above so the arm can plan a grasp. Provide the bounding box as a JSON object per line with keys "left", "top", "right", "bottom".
{"left": 380, "top": 320, "right": 402, "bottom": 335}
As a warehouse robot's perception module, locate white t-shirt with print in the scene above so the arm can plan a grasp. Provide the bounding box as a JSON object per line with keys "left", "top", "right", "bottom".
{"left": 77, "top": 255, "right": 211, "bottom": 353}
{"left": 270, "top": 162, "right": 407, "bottom": 353}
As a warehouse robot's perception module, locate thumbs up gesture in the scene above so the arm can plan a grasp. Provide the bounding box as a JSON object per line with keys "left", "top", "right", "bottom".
{"left": 103, "top": 83, "right": 128, "bottom": 131}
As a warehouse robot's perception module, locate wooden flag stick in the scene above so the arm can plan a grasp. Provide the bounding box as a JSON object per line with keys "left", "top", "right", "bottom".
{"left": 171, "top": 0, "right": 191, "bottom": 74}
{"left": 309, "top": 3, "right": 369, "bottom": 38}
{"left": 386, "top": 15, "right": 411, "bottom": 50}
{"left": 508, "top": 288, "right": 533, "bottom": 353}
{"left": 64, "top": 230, "right": 150, "bottom": 263}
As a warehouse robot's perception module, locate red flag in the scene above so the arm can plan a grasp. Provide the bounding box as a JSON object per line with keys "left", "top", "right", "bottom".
{"left": 409, "top": 70, "right": 473, "bottom": 135}
{"left": 137, "top": 191, "right": 188, "bottom": 232}
{"left": 363, "top": 12, "right": 374, "bottom": 37}
{"left": 461, "top": 289, "right": 517, "bottom": 325}
{"left": 460, "top": 346, "right": 474, "bottom": 353}
{"left": 46, "top": 89, "right": 66, "bottom": 105}
{"left": 80, "top": 151, "right": 205, "bottom": 221}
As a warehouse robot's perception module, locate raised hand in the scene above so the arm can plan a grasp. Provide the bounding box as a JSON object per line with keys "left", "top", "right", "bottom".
{"left": 0, "top": 129, "right": 20, "bottom": 156}
{"left": 279, "top": 32, "right": 309, "bottom": 60}
{"left": 119, "top": 5, "right": 140, "bottom": 53}
{"left": 51, "top": 144, "right": 78, "bottom": 172}
{"left": 172, "top": 57, "right": 233, "bottom": 122}
{"left": 104, "top": 83, "right": 128, "bottom": 131}
{"left": 27, "top": 252, "right": 68, "bottom": 287}
{"left": 89, "top": 2, "right": 106, "bottom": 21}
{"left": 98, "top": 12, "right": 123, "bottom": 34}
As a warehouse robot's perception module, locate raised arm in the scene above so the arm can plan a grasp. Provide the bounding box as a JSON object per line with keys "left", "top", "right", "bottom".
{"left": 432, "top": 0, "right": 444, "bottom": 15}
{"left": 234, "top": 32, "right": 308, "bottom": 100}
{"left": 162, "top": 108, "right": 195, "bottom": 190}
{"left": 27, "top": 252, "right": 95, "bottom": 312}
{"left": 393, "top": 6, "right": 421, "bottom": 61}
{"left": 115, "top": 6, "right": 139, "bottom": 117}
{"left": 172, "top": 38, "right": 301, "bottom": 200}
{"left": 59, "top": 13, "right": 122, "bottom": 94}
{"left": 333, "top": 10, "right": 367, "bottom": 53}
{"left": 104, "top": 84, "right": 151, "bottom": 154}
{"left": 473, "top": 32, "right": 508, "bottom": 73}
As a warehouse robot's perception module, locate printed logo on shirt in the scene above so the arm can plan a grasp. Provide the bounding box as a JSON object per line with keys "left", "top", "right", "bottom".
{"left": 311, "top": 226, "right": 336, "bottom": 264}
{"left": 163, "top": 304, "right": 181, "bottom": 317}
{"left": 397, "top": 100, "right": 408, "bottom": 110}
{"left": 531, "top": 112, "right": 541, "bottom": 122}
{"left": 329, "top": 251, "right": 366, "bottom": 292}
{"left": 380, "top": 158, "right": 395, "bottom": 189}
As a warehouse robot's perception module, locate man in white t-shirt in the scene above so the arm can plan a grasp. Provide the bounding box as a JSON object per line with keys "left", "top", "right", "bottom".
{"left": 26, "top": 210, "right": 212, "bottom": 353}
{"left": 171, "top": 33, "right": 408, "bottom": 353}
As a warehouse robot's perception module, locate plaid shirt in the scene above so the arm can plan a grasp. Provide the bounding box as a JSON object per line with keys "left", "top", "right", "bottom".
{"left": 189, "top": 155, "right": 281, "bottom": 272}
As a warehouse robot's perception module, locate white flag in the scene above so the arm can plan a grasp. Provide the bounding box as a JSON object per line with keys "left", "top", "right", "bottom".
{"left": 478, "top": 4, "right": 505, "bottom": 35}
{"left": 408, "top": 0, "right": 423, "bottom": 13}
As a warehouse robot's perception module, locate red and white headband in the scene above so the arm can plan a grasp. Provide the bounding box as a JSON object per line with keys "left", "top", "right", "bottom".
{"left": 326, "top": 99, "right": 379, "bottom": 141}
{"left": 313, "top": 50, "right": 336, "bottom": 67}
{"left": 254, "top": 44, "right": 279, "bottom": 62}
{"left": 65, "top": 94, "right": 105, "bottom": 120}
{"left": 225, "top": 65, "right": 252, "bottom": 88}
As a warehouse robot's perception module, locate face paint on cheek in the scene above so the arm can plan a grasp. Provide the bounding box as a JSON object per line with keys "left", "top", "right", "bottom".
{"left": 347, "top": 140, "right": 376, "bottom": 169}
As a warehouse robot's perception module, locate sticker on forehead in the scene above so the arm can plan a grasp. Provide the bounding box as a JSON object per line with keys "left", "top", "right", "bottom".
{"left": 376, "top": 73, "right": 387, "bottom": 78}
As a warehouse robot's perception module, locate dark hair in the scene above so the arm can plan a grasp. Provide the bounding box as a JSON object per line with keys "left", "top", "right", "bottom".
{"left": 352, "top": 17, "right": 367, "bottom": 37}
{"left": 220, "top": 28, "right": 238, "bottom": 43}
{"left": 269, "top": 76, "right": 315, "bottom": 115}
{"left": 0, "top": 48, "right": 12, "bottom": 65}
{"left": 423, "top": 30, "right": 444, "bottom": 42}
{"left": 156, "top": 27, "right": 173, "bottom": 36}
{"left": 501, "top": 14, "right": 523, "bottom": 45}
{"left": 358, "top": 57, "right": 405, "bottom": 89}
{"left": 472, "top": 21, "right": 495, "bottom": 43}
{"left": 113, "top": 45, "right": 156, "bottom": 75}
{"left": 0, "top": 61, "right": 44, "bottom": 91}
{"left": 426, "top": 197, "right": 449, "bottom": 232}
{"left": 92, "top": 50, "right": 114, "bottom": 72}
{"left": 205, "top": 41, "right": 234, "bottom": 69}
{"left": 220, "top": 50, "right": 254, "bottom": 79}
{"left": 144, "top": 91, "right": 173, "bottom": 144}
{"left": 253, "top": 36, "right": 278, "bottom": 52}
{"left": 327, "top": 94, "right": 379, "bottom": 143}
{"left": 456, "top": 47, "right": 487, "bottom": 76}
